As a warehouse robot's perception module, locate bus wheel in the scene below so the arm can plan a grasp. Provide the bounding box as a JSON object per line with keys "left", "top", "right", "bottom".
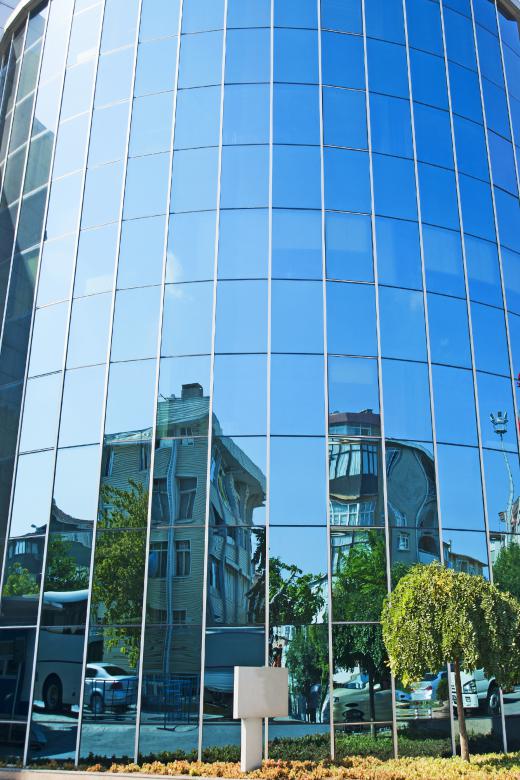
{"left": 90, "top": 693, "right": 104, "bottom": 715}
{"left": 43, "top": 676, "right": 63, "bottom": 712}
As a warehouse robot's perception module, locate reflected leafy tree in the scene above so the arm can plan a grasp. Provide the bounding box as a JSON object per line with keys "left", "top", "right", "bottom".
{"left": 493, "top": 539, "right": 520, "bottom": 602}
{"left": 285, "top": 626, "right": 329, "bottom": 721}
{"left": 2, "top": 562, "right": 39, "bottom": 596}
{"left": 269, "top": 557, "right": 325, "bottom": 626}
{"left": 45, "top": 535, "right": 89, "bottom": 591}
{"left": 90, "top": 480, "right": 148, "bottom": 669}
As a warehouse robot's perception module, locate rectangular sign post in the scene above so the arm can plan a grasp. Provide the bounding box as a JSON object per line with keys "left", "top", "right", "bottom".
{"left": 233, "top": 667, "right": 289, "bottom": 771}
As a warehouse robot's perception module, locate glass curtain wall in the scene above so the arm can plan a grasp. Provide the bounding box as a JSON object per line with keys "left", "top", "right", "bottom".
{"left": 0, "top": 0, "right": 518, "bottom": 765}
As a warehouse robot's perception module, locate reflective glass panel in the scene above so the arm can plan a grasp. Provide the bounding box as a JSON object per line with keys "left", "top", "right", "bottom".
{"left": 89, "top": 102, "right": 130, "bottom": 168}
{"left": 432, "top": 365, "right": 478, "bottom": 446}
{"left": 218, "top": 209, "right": 268, "bottom": 279}
{"left": 324, "top": 148, "right": 370, "bottom": 213}
{"left": 28, "top": 302, "right": 68, "bottom": 377}
{"left": 74, "top": 223, "right": 118, "bottom": 297}
{"left": 375, "top": 217, "right": 422, "bottom": 290}
{"left": 225, "top": 28, "right": 269, "bottom": 83}
{"left": 437, "top": 445, "right": 485, "bottom": 532}
{"left": 323, "top": 87, "right": 366, "bottom": 149}
{"left": 373, "top": 154, "right": 417, "bottom": 220}
{"left": 213, "top": 354, "right": 267, "bottom": 436}
{"left": 118, "top": 215, "right": 165, "bottom": 289}
{"left": 67, "top": 293, "right": 112, "bottom": 369}
{"left": 175, "top": 86, "right": 220, "bottom": 150}
{"left": 379, "top": 288, "right": 427, "bottom": 361}
{"left": 162, "top": 282, "right": 213, "bottom": 356}
{"left": 271, "top": 354, "right": 325, "bottom": 436}
{"left": 111, "top": 286, "right": 161, "bottom": 362}
{"left": 272, "top": 280, "right": 323, "bottom": 354}
{"left": 167, "top": 211, "right": 217, "bottom": 283}
{"left": 130, "top": 91, "right": 173, "bottom": 156}
{"left": 328, "top": 355, "right": 379, "bottom": 418}
{"left": 370, "top": 93, "right": 413, "bottom": 158}
{"left": 273, "top": 145, "right": 321, "bottom": 210}
{"left": 326, "top": 212, "right": 373, "bottom": 282}
{"left": 427, "top": 293, "right": 471, "bottom": 368}
{"left": 215, "top": 280, "right": 268, "bottom": 353}
{"left": 274, "top": 84, "right": 319, "bottom": 146}
{"left": 124, "top": 153, "right": 169, "bottom": 220}
{"left": 82, "top": 161, "right": 124, "bottom": 229}
{"left": 19, "top": 372, "right": 62, "bottom": 453}
{"left": 224, "top": 83, "right": 270, "bottom": 145}
{"left": 327, "top": 282, "right": 377, "bottom": 357}
{"left": 322, "top": 31, "right": 364, "bottom": 89}
{"left": 471, "top": 302, "right": 509, "bottom": 376}
{"left": 270, "top": 437, "right": 326, "bottom": 526}
{"left": 382, "top": 360, "right": 432, "bottom": 441}
{"left": 134, "top": 36, "right": 178, "bottom": 96}
{"left": 58, "top": 365, "right": 105, "bottom": 448}
{"left": 54, "top": 445, "right": 101, "bottom": 522}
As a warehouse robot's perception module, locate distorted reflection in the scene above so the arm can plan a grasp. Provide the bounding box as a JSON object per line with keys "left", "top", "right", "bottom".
{"left": 269, "top": 624, "right": 329, "bottom": 730}
{"left": 329, "top": 625, "right": 392, "bottom": 725}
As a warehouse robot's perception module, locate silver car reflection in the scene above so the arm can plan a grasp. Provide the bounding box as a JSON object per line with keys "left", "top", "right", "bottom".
{"left": 84, "top": 663, "right": 138, "bottom": 714}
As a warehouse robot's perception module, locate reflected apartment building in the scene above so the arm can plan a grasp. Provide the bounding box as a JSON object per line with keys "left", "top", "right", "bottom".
{"left": 0, "top": 0, "right": 519, "bottom": 766}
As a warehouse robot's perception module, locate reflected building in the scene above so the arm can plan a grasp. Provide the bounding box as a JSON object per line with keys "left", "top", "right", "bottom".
{"left": 0, "top": 0, "right": 519, "bottom": 765}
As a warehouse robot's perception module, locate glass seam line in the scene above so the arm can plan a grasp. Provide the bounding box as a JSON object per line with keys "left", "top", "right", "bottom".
{"left": 197, "top": 0, "right": 228, "bottom": 761}
{"left": 316, "top": 0, "right": 336, "bottom": 762}
{"left": 20, "top": 0, "right": 106, "bottom": 765}
{"left": 469, "top": 0, "right": 519, "bottom": 753}
{"left": 71, "top": 0, "right": 144, "bottom": 764}
{"left": 0, "top": 12, "right": 32, "bottom": 607}
{"left": 0, "top": 0, "right": 73, "bottom": 764}
{"left": 132, "top": 0, "right": 184, "bottom": 763}
{"left": 0, "top": 3, "right": 50, "bottom": 712}
{"left": 263, "top": 0, "right": 273, "bottom": 761}
{"left": 494, "top": 3, "right": 520, "bottom": 195}
{"left": 0, "top": 12, "right": 29, "bottom": 353}
{"left": 403, "top": 0, "right": 456, "bottom": 756}
{"left": 439, "top": 0, "right": 505, "bottom": 754}
{"left": 363, "top": 0, "right": 398, "bottom": 758}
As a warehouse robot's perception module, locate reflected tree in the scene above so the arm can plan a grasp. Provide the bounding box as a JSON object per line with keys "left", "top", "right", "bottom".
{"left": 90, "top": 480, "right": 148, "bottom": 669}
{"left": 285, "top": 626, "right": 329, "bottom": 723}
{"left": 45, "top": 535, "right": 89, "bottom": 591}
{"left": 2, "top": 562, "right": 39, "bottom": 596}
{"left": 269, "top": 556, "right": 324, "bottom": 626}
{"left": 493, "top": 539, "right": 520, "bottom": 602}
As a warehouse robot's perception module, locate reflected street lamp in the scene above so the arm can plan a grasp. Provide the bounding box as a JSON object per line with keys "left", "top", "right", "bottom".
{"left": 490, "top": 411, "right": 515, "bottom": 536}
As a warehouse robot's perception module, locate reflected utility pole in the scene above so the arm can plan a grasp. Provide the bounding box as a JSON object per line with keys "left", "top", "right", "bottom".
{"left": 490, "top": 411, "right": 515, "bottom": 537}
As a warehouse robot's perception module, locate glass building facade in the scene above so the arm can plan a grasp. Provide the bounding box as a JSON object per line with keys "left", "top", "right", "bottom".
{"left": 0, "top": 0, "right": 519, "bottom": 766}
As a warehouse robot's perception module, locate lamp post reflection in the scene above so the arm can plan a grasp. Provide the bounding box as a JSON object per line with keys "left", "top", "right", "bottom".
{"left": 490, "top": 411, "right": 519, "bottom": 538}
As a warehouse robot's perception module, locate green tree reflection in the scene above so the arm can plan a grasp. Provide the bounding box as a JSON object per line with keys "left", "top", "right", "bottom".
{"left": 2, "top": 562, "right": 39, "bottom": 596}
{"left": 493, "top": 539, "right": 520, "bottom": 602}
{"left": 90, "top": 480, "right": 148, "bottom": 669}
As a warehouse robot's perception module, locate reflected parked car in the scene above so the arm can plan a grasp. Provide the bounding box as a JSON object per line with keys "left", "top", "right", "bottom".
{"left": 84, "top": 663, "right": 138, "bottom": 714}
{"left": 395, "top": 671, "right": 448, "bottom": 704}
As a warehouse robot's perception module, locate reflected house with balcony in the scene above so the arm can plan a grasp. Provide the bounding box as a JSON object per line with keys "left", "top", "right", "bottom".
{"left": 0, "top": 0, "right": 519, "bottom": 766}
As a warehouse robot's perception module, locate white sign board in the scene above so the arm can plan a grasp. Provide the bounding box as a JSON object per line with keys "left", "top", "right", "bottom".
{"left": 233, "top": 666, "right": 289, "bottom": 719}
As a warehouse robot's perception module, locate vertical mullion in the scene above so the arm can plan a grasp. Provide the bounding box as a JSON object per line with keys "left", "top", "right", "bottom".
{"left": 197, "top": 0, "right": 228, "bottom": 760}
{"left": 0, "top": 0, "right": 74, "bottom": 765}
{"left": 0, "top": 15, "right": 29, "bottom": 351}
{"left": 132, "top": 0, "right": 184, "bottom": 763}
{"left": 360, "top": 0, "right": 398, "bottom": 759}
{"left": 494, "top": 3, "right": 520, "bottom": 197}
{"left": 72, "top": 0, "right": 145, "bottom": 762}
{"left": 439, "top": 0, "right": 504, "bottom": 755}
{"left": 316, "top": 0, "right": 335, "bottom": 763}
{"left": 264, "top": 0, "right": 274, "bottom": 761}
{"left": 468, "top": 0, "right": 520, "bottom": 754}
